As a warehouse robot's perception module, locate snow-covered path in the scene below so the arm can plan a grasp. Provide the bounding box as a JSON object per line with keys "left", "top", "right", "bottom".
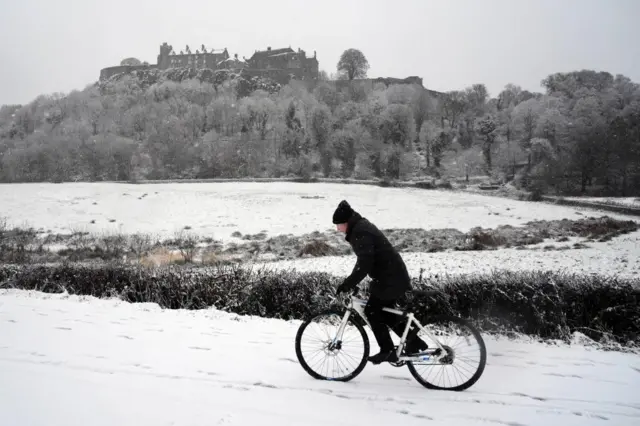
{"left": 1, "top": 290, "right": 639, "bottom": 426}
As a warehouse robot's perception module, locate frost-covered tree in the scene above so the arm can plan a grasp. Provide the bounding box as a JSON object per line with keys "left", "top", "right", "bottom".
{"left": 120, "top": 57, "right": 142, "bottom": 66}
{"left": 475, "top": 114, "right": 499, "bottom": 174}
{"left": 0, "top": 62, "right": 638, "bottom": 196}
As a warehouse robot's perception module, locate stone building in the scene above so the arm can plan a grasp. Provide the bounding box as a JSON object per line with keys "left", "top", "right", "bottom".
{"left": 218, "top": 54, "right": 248, "bottom": 71}
{"left": 156, "top": 42, "right": 232, "bottom": 70}
{"left": 243, "top": 46, "right": 319, "bottom": 83}
{"left": 99, "top": 42, "right": 317, "bottom": 83}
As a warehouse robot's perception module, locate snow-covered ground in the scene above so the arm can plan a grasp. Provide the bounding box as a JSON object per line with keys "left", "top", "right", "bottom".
{"left": 3, "top": 181, "right": 638, "bottom": 278}
{"left": 252, "top": 230, "right": 640, "bottom": 279}
{"left": 0, "top": 182, "right": 634, "bottom": 241}
{"left": 1, "top": 289, "right": 639, "bottom": 426}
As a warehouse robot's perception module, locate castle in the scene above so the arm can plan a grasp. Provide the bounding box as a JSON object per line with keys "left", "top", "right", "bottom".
{"left": 99, "top": 42, "right": 320, "bottom": 85}
{"left": 98, "top": 42, "right": 442, "bottom": 101}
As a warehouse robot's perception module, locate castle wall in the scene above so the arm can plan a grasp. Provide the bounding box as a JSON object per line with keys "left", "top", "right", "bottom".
{"left": 162, "top": 52, "right": 229, "bottom": 70}
{"left": 245, "top": 47, "right": 319, "bottom": 83}
{"left": 329, "top": 77, "right": 443, "bottom": 99}
{"left": 100, "top": 64, "right": 156, "bottom": 81}
{"left": 240, "top": 68, "right": 296, "bottom": 85}
{"left": 302, "top": 58, "right": 319, "bottom": 81}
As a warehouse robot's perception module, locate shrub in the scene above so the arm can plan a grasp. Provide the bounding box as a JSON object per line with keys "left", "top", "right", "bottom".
{"left": 298, "top": 240, "right": 339, "bottom": 257}
{"left": 1, "top": 264, "right": 638, "bottom": 348}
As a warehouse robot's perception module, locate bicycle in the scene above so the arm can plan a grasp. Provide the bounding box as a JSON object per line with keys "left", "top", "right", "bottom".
{"left": 294, "top": 288, "right": 487, "bottom": 391}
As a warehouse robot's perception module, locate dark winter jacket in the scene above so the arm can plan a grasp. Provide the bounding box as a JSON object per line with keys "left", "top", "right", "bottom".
{"left": 341, "top": 212, "right": 411, "bottom": 301}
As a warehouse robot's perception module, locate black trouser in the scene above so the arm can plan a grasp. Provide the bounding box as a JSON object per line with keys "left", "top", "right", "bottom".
{"left": 365, "top": 294, "right": 417, "bottom": 352}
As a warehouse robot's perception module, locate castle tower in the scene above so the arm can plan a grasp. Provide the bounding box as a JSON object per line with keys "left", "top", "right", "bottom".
{"left": 157, "top": 42, "right": 172, "bottom": 69}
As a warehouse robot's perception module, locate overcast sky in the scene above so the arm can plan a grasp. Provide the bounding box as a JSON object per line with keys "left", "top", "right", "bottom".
{"left": 1, "top": 0, "right": 638, "bottom": 105}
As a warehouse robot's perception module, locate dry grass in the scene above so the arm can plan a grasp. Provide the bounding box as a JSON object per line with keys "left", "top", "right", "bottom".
{"left": 1, "top": 216, "right": 636, "bottom": 265}
{"left": 138, "top": 247, "right": 186, "bottom": 267}
{"left": 200, "top": 249, "right": 222, "bottom": 265}
{"left": 298, "top": 239, "right": 339, "bottom": 257}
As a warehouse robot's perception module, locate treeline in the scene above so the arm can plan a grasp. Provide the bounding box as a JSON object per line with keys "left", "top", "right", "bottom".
{"left": 0, "top": 68, "right": 639, "bottom": 195}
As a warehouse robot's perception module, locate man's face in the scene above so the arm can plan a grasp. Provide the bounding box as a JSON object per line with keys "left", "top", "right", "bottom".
{"left": 336, "top": 223, "right": 348, "bottom": 233}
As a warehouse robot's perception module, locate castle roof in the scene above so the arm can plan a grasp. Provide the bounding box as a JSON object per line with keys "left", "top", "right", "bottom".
{"left": 170, "top": 47, "right": 228, "bottom": 56}
{"left": 220, "top": 57, "right": 246, "bottom": 63}
{"left": 269, "top": 52, "right": 296, "bottom": 57}
{"left": 250, "top": 47, "right": 295, "bottom": 59}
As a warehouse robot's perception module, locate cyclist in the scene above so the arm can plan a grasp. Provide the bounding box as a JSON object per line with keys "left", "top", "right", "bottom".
{"left": 332, "top": 200, "right": 428, "bottom": 364}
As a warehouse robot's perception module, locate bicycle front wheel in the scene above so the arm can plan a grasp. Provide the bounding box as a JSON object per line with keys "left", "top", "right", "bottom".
{"left": 295, "top": 309, "right": 370, "bottom": 382}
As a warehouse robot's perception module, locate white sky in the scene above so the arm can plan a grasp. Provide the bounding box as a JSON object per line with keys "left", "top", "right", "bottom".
{"left": 1, "top": 0, "right": 639, "bottom": 105}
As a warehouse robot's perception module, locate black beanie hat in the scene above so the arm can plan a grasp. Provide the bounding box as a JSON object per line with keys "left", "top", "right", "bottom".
{"left": 332, "top": 200, "right": 354, "bottom": 224}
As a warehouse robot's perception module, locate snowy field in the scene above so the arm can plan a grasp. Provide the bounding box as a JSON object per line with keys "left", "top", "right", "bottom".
{"left": 2, "top": 181, "right": 639, "bottom": 279}
{"left": 1, "top": 289, "right": 639, "bottom": 426}
{"left": 253, "top": 230, "right": 640, "bottom": 279}
{"left": 0, "top": 181, "right": 634, "bottom": 241}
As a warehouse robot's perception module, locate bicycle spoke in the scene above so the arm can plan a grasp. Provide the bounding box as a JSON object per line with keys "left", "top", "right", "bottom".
{"left": 296, "top": 311, "right": 368, "bottom": 381}
{"left": 296, "top": 299, "right": 486, "bottom": 390}
{"left": 407, "top": 316, "right": 486, "bottom": 391}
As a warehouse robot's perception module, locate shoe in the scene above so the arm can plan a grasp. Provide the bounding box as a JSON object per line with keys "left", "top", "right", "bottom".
{"left": 404, "top": 337, "right": 429, "bottom": 355}
{"left": 368, "top": 349, "right": 398, "bottom": 365}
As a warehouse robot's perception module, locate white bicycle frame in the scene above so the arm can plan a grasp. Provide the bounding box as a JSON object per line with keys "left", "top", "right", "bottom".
{"left": 332, "top": 294, "right": 447, "bottom": 363}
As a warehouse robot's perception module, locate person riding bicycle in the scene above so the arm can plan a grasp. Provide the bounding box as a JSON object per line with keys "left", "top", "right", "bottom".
{"left": 332, "top": 200, "right": 428, "bottom": 364}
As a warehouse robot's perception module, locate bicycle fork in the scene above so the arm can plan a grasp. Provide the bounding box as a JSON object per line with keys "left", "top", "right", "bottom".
{"left": 328, "top": 309, "right": 353, "bottom": 351}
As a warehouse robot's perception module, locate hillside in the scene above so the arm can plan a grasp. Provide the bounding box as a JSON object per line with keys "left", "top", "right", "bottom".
{"left": 0, "top": 68, "right": 639, "bottom": 197}
{"left": 98, "top": 66, "right": 283, "bottom": 96}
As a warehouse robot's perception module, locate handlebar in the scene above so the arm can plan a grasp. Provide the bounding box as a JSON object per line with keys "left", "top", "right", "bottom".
{"left": 326, "top": 287, "right": 359, "bottom": 306}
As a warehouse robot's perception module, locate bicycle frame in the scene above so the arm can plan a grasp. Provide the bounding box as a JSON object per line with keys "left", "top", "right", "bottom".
{"left": 332, "top": 294, "right": 447, "bottom": 363}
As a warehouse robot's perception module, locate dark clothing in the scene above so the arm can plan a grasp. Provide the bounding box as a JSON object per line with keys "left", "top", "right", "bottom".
{"left": 365, "top": 294, "right": 407, "bottom": 351}
{"left": 365, "top": 294, "right": 428, "bottom": 354}
{"left": 332, "top": 201, "right": 424, "bottom": 360}
{"left": 341, "top": 212, "right": 411, "bottom": 301}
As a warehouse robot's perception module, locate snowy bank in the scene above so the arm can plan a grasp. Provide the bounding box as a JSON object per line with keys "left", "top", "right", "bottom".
{"left": 1, "top": 289, "right": 639, "bottom": 426}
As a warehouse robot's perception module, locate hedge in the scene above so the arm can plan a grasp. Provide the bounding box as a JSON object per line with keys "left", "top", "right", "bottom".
{"left": 1, "top": 263, "right": 638, "bottom": 348}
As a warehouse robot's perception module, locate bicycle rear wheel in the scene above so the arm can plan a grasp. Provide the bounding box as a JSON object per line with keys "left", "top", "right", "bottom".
{"left": 295, "top": 309, "right": 370, "bottom": 382}
{"left": 406, "top": 315, "right": 486, "bottom": 391}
